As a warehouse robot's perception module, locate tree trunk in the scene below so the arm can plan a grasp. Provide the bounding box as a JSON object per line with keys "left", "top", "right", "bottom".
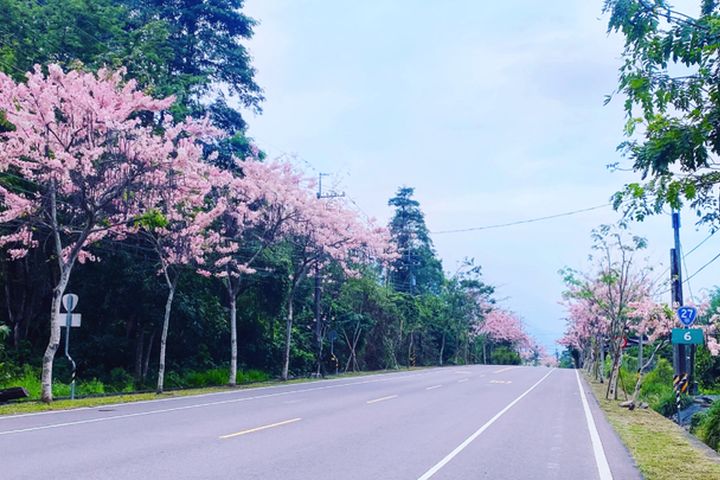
{"left": 439, "top": 333, "right": 446, "bottom": 366}
{"left": 281, "top": 292, "right": 294, "bottom": 381}
{"left": 342, "top": 328, "right": 355, "bottom": 373}
{"left": 228, "top": 293, "right": 238, "bottom": 386}
{"left": 629, "top": 341, "right": 665, "bottom": 406}
{"left": 483, "top": 339, "right": 487, "bottom": 365}
{"left": 407, "top": 332, "right": 414, "bottom": 368}
{"left": 142, "top": 330, "right": 156, "bottom": 382}
{"left": 156, "top": 278, "right": 177, "bottom": 394}
{"left": 606, "top": 345, "right": 622, "bottom": 400}
{"left": 134, "top": 329, "right": 145, "bottom": 383}
{"left": 40, "top": 264, "right": 73, "bottom": 403}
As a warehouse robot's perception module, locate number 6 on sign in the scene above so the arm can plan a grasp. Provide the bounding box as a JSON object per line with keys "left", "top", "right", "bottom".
{"left": 684, "top": 331, "right": 692, "bottom": 342}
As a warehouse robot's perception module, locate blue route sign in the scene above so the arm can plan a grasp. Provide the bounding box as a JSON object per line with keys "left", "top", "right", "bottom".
{"left": 677, "top": 306, "right": 698, "bottom": 327}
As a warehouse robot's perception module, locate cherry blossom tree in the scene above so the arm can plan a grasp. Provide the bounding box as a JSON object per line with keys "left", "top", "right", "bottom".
{"left": 201, "top": 157, "right": 315, "bottom": 386}
{"left": 0, "top": 65, "right": 207, "bottom": 402}
{"left": 134, "top": 131, "right": 230, "bottom": 393}
{"left": 559, "top": 226, "right": 652, "bottom": 400}
{"left": 279, "top": 196, "right": 393, "bottom": 380}
{"left": 476, "top": 307, "right": 530, "bottom": 364}
{"left": 624, "top": 298, "right": 674, "bottom": 406}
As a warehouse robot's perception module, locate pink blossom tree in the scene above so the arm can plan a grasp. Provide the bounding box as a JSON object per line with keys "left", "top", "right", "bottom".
{"left": 624, "top": 298, "right": 674, "bottom": 406}
{"left": 279, "top": 195, "right": 393, "bottom": 380}
{"left": 476, "top": 308, "right": 529, "bottom": 364}
{"left": 201, "top": 158, "right": 316, "bottom": 386}
{"left": 134, "top": 129, "right": 230, "bottom": 393}
{"left": 0, "top": 65, "right": 208, "bottom": 402}
{"left": 559, "top": 226, "right": 652, "bottom": 400}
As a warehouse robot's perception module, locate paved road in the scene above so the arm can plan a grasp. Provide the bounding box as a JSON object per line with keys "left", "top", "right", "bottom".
{"left": 0, "top": 366, "right": 640, "bottom": 479}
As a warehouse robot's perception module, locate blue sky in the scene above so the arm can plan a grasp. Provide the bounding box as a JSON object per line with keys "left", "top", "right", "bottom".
{"left": 242, "top": 0, "right": 717, "bottom": 352}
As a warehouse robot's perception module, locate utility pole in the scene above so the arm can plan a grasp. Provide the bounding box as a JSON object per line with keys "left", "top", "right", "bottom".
{"left": 315, "top": 173, "right": 344, "bottom": 376}
{"left": 670, "top": 211, "right": 695, "bottom": 393}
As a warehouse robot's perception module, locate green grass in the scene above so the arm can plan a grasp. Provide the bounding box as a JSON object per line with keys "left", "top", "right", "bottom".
{"left": 586, "top": 374, "right": 720, "bottom": 480}
{"left": 0, "top": 367, "right": 424, "bottom": 416}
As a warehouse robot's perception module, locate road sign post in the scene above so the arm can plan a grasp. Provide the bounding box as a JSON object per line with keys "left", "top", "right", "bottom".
{"left": 61, "top": 294, "right": 80, "bottom": 400}
{"left": 676, "top": 305, "right": 699, "bottom": 395}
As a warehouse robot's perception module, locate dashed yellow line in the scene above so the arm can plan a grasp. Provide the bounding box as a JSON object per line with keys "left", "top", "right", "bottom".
{"left": 426, "top": 384, "right": 443, "bottom": 391}
{"left": 219, "top": 417, "right": 302, "bottom": 439}
{"left": 457, "top": 378, "right": 469, "bottom": 384}
{"left": 493, "top": 366, "right": 518, "bottom": 374}
{"left": 366, "top": 395, "right": 398, "bottom": 404}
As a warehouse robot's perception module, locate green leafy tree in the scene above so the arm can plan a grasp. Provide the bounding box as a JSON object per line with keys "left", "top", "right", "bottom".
{"left": 604, "top": 0, "right": 720, "bottom": 226}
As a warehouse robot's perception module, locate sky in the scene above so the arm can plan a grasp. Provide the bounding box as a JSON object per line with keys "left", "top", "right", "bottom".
{"left": 241, "top": 0, "right": 718, "bottom": 352}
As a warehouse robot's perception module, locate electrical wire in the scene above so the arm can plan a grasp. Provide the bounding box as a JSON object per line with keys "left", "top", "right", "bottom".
{"left": 681, "top": 241, "right": 695, "bottom": 303}
{"left": 649, "top": 230, "right": 716, "bottom": 287}
{"left": 431, "top": 204, "right": 611, "bottom": 234}
{"left": 684, "top": 252, "right": 720, "bottom": 285}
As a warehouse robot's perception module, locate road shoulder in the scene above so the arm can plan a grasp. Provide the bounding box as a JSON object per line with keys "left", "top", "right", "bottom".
{"left": 583, "top": 372, "right": 720, "bottom": 480}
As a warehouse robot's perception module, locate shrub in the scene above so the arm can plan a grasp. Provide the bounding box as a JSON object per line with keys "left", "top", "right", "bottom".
{"left": 109, "top": 368, "right": 135, "bottom": 393}
{"left": 695, "top": 400, "right": 720, "bottom": 452}
{"left": 184, "top": 368, "right": 228, "bottom": 388}
{"left": 238, "top": 369, "right": 270, "bottom": 384}
{"left": 491, "top": 346, "right": 521, "bottom": 365}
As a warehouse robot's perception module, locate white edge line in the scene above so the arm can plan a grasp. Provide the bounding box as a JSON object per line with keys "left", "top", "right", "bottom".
{"left": 366, "top": 395, "right": 399, "bottom": 404}
{"left": 0, "top": 368, "right": 437, "bottom": 422}
{"left": 416, "top": 368, "right": 555, "bottom": 480}
{"left": 575, "top": 370, "right": 613, "bottom": 480}
{"left": 0, "top": 374, "right": 424, "bottom": 435}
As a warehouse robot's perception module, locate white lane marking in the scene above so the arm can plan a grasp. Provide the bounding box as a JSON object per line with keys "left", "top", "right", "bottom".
{"left": 453, "top": 370, "right": 472, "bottom": 374}
{"left": 0, "top": 374, "right": 427, "bottom": 436}
{"left": 366, "top": 395, "right": 398, "bottom": 404}
{"left": 489, "top": 380, "right": 512, "bottom": 385}
{"left": 457, "top": 378, "right": 469, "bottom": 384}
{"left": 575, "top": 370, "right": 613, "bottom": 480}
{"left": 219, "top": 417, "right": 301, "bottom": 439}
{"left": 416, "top": 369, "right": 555, "bottom": 480}
{"left": 0, "top": 368, "right": 440, "bottom": 421}
{"left": 425, "top": 385, "right": 443, "bottom": 391}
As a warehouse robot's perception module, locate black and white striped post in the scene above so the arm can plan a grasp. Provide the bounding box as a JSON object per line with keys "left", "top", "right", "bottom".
{"left": 60, "top": 294, "right": 81, "bottom": 400}
{"left": 673, "top": 373, "right": 689, "bottom": 422}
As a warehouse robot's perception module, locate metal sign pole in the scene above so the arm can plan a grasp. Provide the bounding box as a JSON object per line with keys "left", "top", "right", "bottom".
{"left": 63, "top": 295, "right": 78, "bottom": 400}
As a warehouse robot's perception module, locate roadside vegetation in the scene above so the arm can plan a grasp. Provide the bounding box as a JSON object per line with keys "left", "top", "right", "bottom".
{"left": 588, "top": 377, "right": 720, "bottom": 480}
{"left": 0, "top": 0, "right": 550, "bottom": 407}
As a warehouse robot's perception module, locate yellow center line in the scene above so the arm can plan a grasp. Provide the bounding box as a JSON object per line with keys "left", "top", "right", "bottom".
{"left": 457, "top": 378, "right": 469, "bottom": 383}
{"left": 366, "top": 395, "right": 398, "bottom": 404}
{"left": 493, "top": 366, "right": 518, "bottom": 374}
{"left": 219, "top": 417, "right": 302, "bottom": 439}
{"left": 426, "top": 384, "right": 443, "bottom": 390}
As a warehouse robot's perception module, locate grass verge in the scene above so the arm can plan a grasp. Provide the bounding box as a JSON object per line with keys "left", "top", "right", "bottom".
{"left": 586, "top": 375, "right": 720, "bottom": 480}
{"left": 0, "top": 367, "right": 424, "bottom": 416}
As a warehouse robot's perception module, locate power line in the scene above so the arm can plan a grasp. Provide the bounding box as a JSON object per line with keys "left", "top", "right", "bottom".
{"left": 684, "top": 252, "right": 720, "bottom": 284}
{"left": 656, "top": 250, "right": 720, "bottom": 297}
{"left": 431, "top": 204, "right": 611, "bottom": 235}
{"left": 651, "top": 230, "right": 716, "bottom": 289}
{"left": 681, "top": 242, "right": 695, "bottom": 303}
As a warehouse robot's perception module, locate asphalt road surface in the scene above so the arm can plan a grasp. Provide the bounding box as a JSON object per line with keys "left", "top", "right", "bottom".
{"left": 0, "top": 366, "right": 640, "bottom": 479}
